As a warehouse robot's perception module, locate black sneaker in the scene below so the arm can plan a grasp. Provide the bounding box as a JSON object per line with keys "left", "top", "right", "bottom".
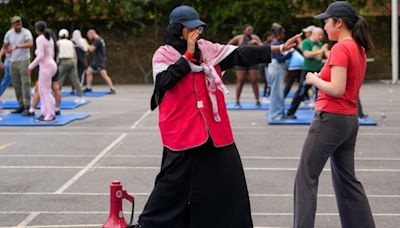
{"left": 287, "top": 114, "right": 297, "bottom": 120}
{"left": 109, "top": 88, "right": 116, "bottom": 94}
{"left": 255, "top": 101, "right": 261, "bottom": 107}
{"left": 21, "top": 109, "right": 35, "bottom": 116}
{"left": 11, "top": 106, "right": 24, "bottom": 114}
{"left": 55, "top": 110, "right": 61, "bottom": 115}
{"left": 83, "top": 88, "right": 92, "bottom": 93}
{"left": 358, "top": 114, "right": 369, "bottom": 119}
{"left": 70, "top": 90, "right": 75, "bottom": 95}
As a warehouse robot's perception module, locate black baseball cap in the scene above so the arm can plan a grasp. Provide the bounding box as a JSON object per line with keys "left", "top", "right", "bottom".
{"left": 169, "top": 6, "right": 207, "bottom": 29}
{"left": 314, "top": 1, "right": 357, "bottom": 21}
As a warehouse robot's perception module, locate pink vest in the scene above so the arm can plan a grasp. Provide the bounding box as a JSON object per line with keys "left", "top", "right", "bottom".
{"left": 158, "top": 65, "right": 234, "bottom": 151}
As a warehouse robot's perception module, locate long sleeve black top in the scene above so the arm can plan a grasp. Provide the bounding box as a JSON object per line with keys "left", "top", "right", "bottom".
{"left": 150, "top": 45, "right": 271, "bottom": 110}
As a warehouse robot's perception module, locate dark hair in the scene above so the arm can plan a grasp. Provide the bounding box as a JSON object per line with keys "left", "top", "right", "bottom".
{"left": 242, "top": 24, "right": 252, "bottom": 31}
{"left": 35, "top": 21, "right": 52, "bottom": 40}
{"left": 333, "top": 16, "right": 373, "bottom": 51}
{"left": 263, "top": 31, "right": 274, "bottom": 40}
{"left": 271, "top": 25, "right": 285, "bottom": 37}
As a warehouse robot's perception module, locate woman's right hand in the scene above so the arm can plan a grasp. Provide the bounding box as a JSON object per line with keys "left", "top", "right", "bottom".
{"left": 282, "top": 33, "right": 303, "bottom": 51}
{"left": 187, "top": 29, "right": 200, "bottom": 54}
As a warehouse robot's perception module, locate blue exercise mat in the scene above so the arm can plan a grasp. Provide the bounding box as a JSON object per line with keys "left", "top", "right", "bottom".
{"left": 1, "top": 100, "right": 89, "bottom": 110}
{"left": 62, "top": 91, "right": 111, "bottom": 97}
{"left": 226, "top": 101, "right": 312, "bottom": 110}
{"left": 0, "top": 113, "right": 90, "bottom": 126}
{"left": 260, "top": 91, "right": 295, "bottom": 98}
{"left": 358, "top": 117, "right": 378, "bottom": 126}
{"left": 267, "top": 111, "right": 377, "bottom": 126}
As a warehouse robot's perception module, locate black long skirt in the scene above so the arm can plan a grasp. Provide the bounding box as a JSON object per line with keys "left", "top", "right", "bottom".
{"left": 137, "top": 138, "right": 253, "bottom": 228}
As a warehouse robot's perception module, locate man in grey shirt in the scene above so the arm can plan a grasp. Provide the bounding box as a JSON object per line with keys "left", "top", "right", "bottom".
{"left": 2, "top": 16, "right": 33, "bottom": 114}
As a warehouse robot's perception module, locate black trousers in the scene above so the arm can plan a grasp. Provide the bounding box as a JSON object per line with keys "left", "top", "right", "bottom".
{"left": 293, "top": 112, "right": 375, "bottom": 228}
{"left": 138, "top": 138, "right": 253, "bottom": 228}
{"left": 284, "top": 69, "right": 302, "bottom": 99}
{"left": 287, "top": 70, "right": 315, "bottom": 116}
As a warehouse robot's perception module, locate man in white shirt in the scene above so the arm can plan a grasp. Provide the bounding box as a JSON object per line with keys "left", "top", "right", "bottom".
{"left": 56, "top": 29, "right": 85, "bottom": 103}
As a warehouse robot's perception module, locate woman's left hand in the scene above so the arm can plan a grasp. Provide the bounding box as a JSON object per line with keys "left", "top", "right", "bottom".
{"left": 305, "top": 72, "right": 319, "bottom": 85}
{"left": 26, "top": 69, "right": 31, "bottom": 77}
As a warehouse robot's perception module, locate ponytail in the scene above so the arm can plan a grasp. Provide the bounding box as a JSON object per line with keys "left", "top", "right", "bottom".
{"left": 352, "top": 16, "right": 374, "bottom": 51}
{"left": 43, "top": 29, "right": 51, "bottom": 40}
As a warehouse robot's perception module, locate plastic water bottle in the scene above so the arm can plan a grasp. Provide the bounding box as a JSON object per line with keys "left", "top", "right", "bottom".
{"left": 380, "top": 111, "right": 387, "bottom": 126}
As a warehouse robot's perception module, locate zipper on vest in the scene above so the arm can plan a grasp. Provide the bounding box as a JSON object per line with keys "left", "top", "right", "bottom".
{"left": 193, "top": 73, "right": 211, "bottom": 135}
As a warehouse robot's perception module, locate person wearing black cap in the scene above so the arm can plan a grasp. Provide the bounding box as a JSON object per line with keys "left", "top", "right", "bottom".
{"left": 293, "top": 2, "right": 375, "bottom": 228}
{"left": 133, "top": 5, "right": 301, "bottom": 228}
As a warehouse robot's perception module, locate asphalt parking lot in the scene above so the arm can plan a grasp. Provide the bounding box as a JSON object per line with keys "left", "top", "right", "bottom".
{"left": 0, "top": 81, "right": 399, "bottom": 228}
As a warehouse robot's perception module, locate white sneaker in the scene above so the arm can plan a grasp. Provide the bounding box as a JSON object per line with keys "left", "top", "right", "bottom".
{"left": 307, "top": 101, "right": 315, "bottom": 108}
{"left": 261, "top": 97, "right": 270, "bottom": 104}
{"left": 74, "top": 97, "right": 86, "bottom": 104}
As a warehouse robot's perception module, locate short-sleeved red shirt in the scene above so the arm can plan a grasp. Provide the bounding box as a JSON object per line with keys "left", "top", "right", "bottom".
{"left": 315, "top": 39, "right": 366, "bottom": 115}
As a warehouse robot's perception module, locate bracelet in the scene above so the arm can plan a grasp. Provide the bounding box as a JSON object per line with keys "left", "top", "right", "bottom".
{"left": 279, "top": 44, "right": 284, "bottom": 52}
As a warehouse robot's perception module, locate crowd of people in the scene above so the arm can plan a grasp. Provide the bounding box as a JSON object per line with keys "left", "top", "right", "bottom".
{"left": 0, "top": 16, "right": 116, "bottom": 122}
{"left": 139, "top": 2, "right": 376, "bottom": 228}
{"left": 231, "top": 21, "right": 368, "bottom": 120}
{"left": 0, "top": 2, "right": 377, "bottom": 228}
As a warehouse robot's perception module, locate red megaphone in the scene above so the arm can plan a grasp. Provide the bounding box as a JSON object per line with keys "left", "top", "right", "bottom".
{"left": 103, "top": 180, "right": 135, "bottom": 228}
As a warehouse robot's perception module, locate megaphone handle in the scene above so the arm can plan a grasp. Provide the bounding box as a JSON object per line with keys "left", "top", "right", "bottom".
{"left": 126, "top": 200, "right": 135, "bottom": 227}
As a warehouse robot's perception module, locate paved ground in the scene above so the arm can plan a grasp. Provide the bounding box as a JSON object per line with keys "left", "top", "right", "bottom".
{"left": 0, "top": 81, "right": 399, "bottom": 228}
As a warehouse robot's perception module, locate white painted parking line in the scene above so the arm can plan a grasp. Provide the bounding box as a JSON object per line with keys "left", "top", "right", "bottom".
{"left": 2, "top": 166, "right": 400, "bottom": 172}
{"left": 0, "top": 211, "right": 399, "bottom": 217}
{"left": 1, "top": 154, "right": 399, "bottom": 161}
{"left": 54, "top": 133, "right": 128, "bottom": 194}
{"left": 1, "top": 192, "right": 400, "bottom": 198}
{"left": 16, "top": 212, "right": 40, "bottom": 227}
{"left": 0, "top": 142, "right": 15, "bottom": 152}
{"left": 130, "top": 110, "right": 151, "bottom": 129}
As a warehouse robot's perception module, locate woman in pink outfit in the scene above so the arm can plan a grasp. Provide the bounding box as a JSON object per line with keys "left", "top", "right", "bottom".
{"left": 28, "top": 21, "right": 57, "bottom": 122}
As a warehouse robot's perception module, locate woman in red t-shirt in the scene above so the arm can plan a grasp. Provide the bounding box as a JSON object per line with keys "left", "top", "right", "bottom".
{"left": 293, "top": 2, "right": 375, "bottom": 228}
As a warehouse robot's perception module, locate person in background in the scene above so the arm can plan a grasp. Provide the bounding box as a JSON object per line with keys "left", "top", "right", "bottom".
{"left": 286, "top": 27, "right": 329, "bottom": 119}
{"left": 284, "top": 47, "right": 304, "bottom": 99}
{"left": 71, "top": 29, "right": 88, "bottom": 93}
{"left": 27, "top": 21, "right": 57, "bottom": 122}
{"left": 261, "top": 31, "right": 275, "bottom": 99}
{"left": 83, "top": 29, "right": 115, "bottom": 94}
{"left": 293, "top": 2, "right": 375, "bottom": 227}
{"left": 134, "top": 5, "right": 301, "bottom": 228}
{"left": 25, "top": 30, "right": 62, "bottom": 117}
{"left": 267, "top": 24, "right": 292, "bottom": 120}
{"left": 28, "top": 76, "right": 62, "bottom": 116}
{"left": 228, "top": 24, "right": 263, "bottom": 108}
{"left": 57, "top": 28, "right": 85, "bottom": 103}
{"left": 0, "top": 46, "right": 11, "bottom": 97}
{"left": 2, "top": 16, "right": 33, "bottom": 115}
{"left": 302, "top": 25, "right": 316, "bottom": 39}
